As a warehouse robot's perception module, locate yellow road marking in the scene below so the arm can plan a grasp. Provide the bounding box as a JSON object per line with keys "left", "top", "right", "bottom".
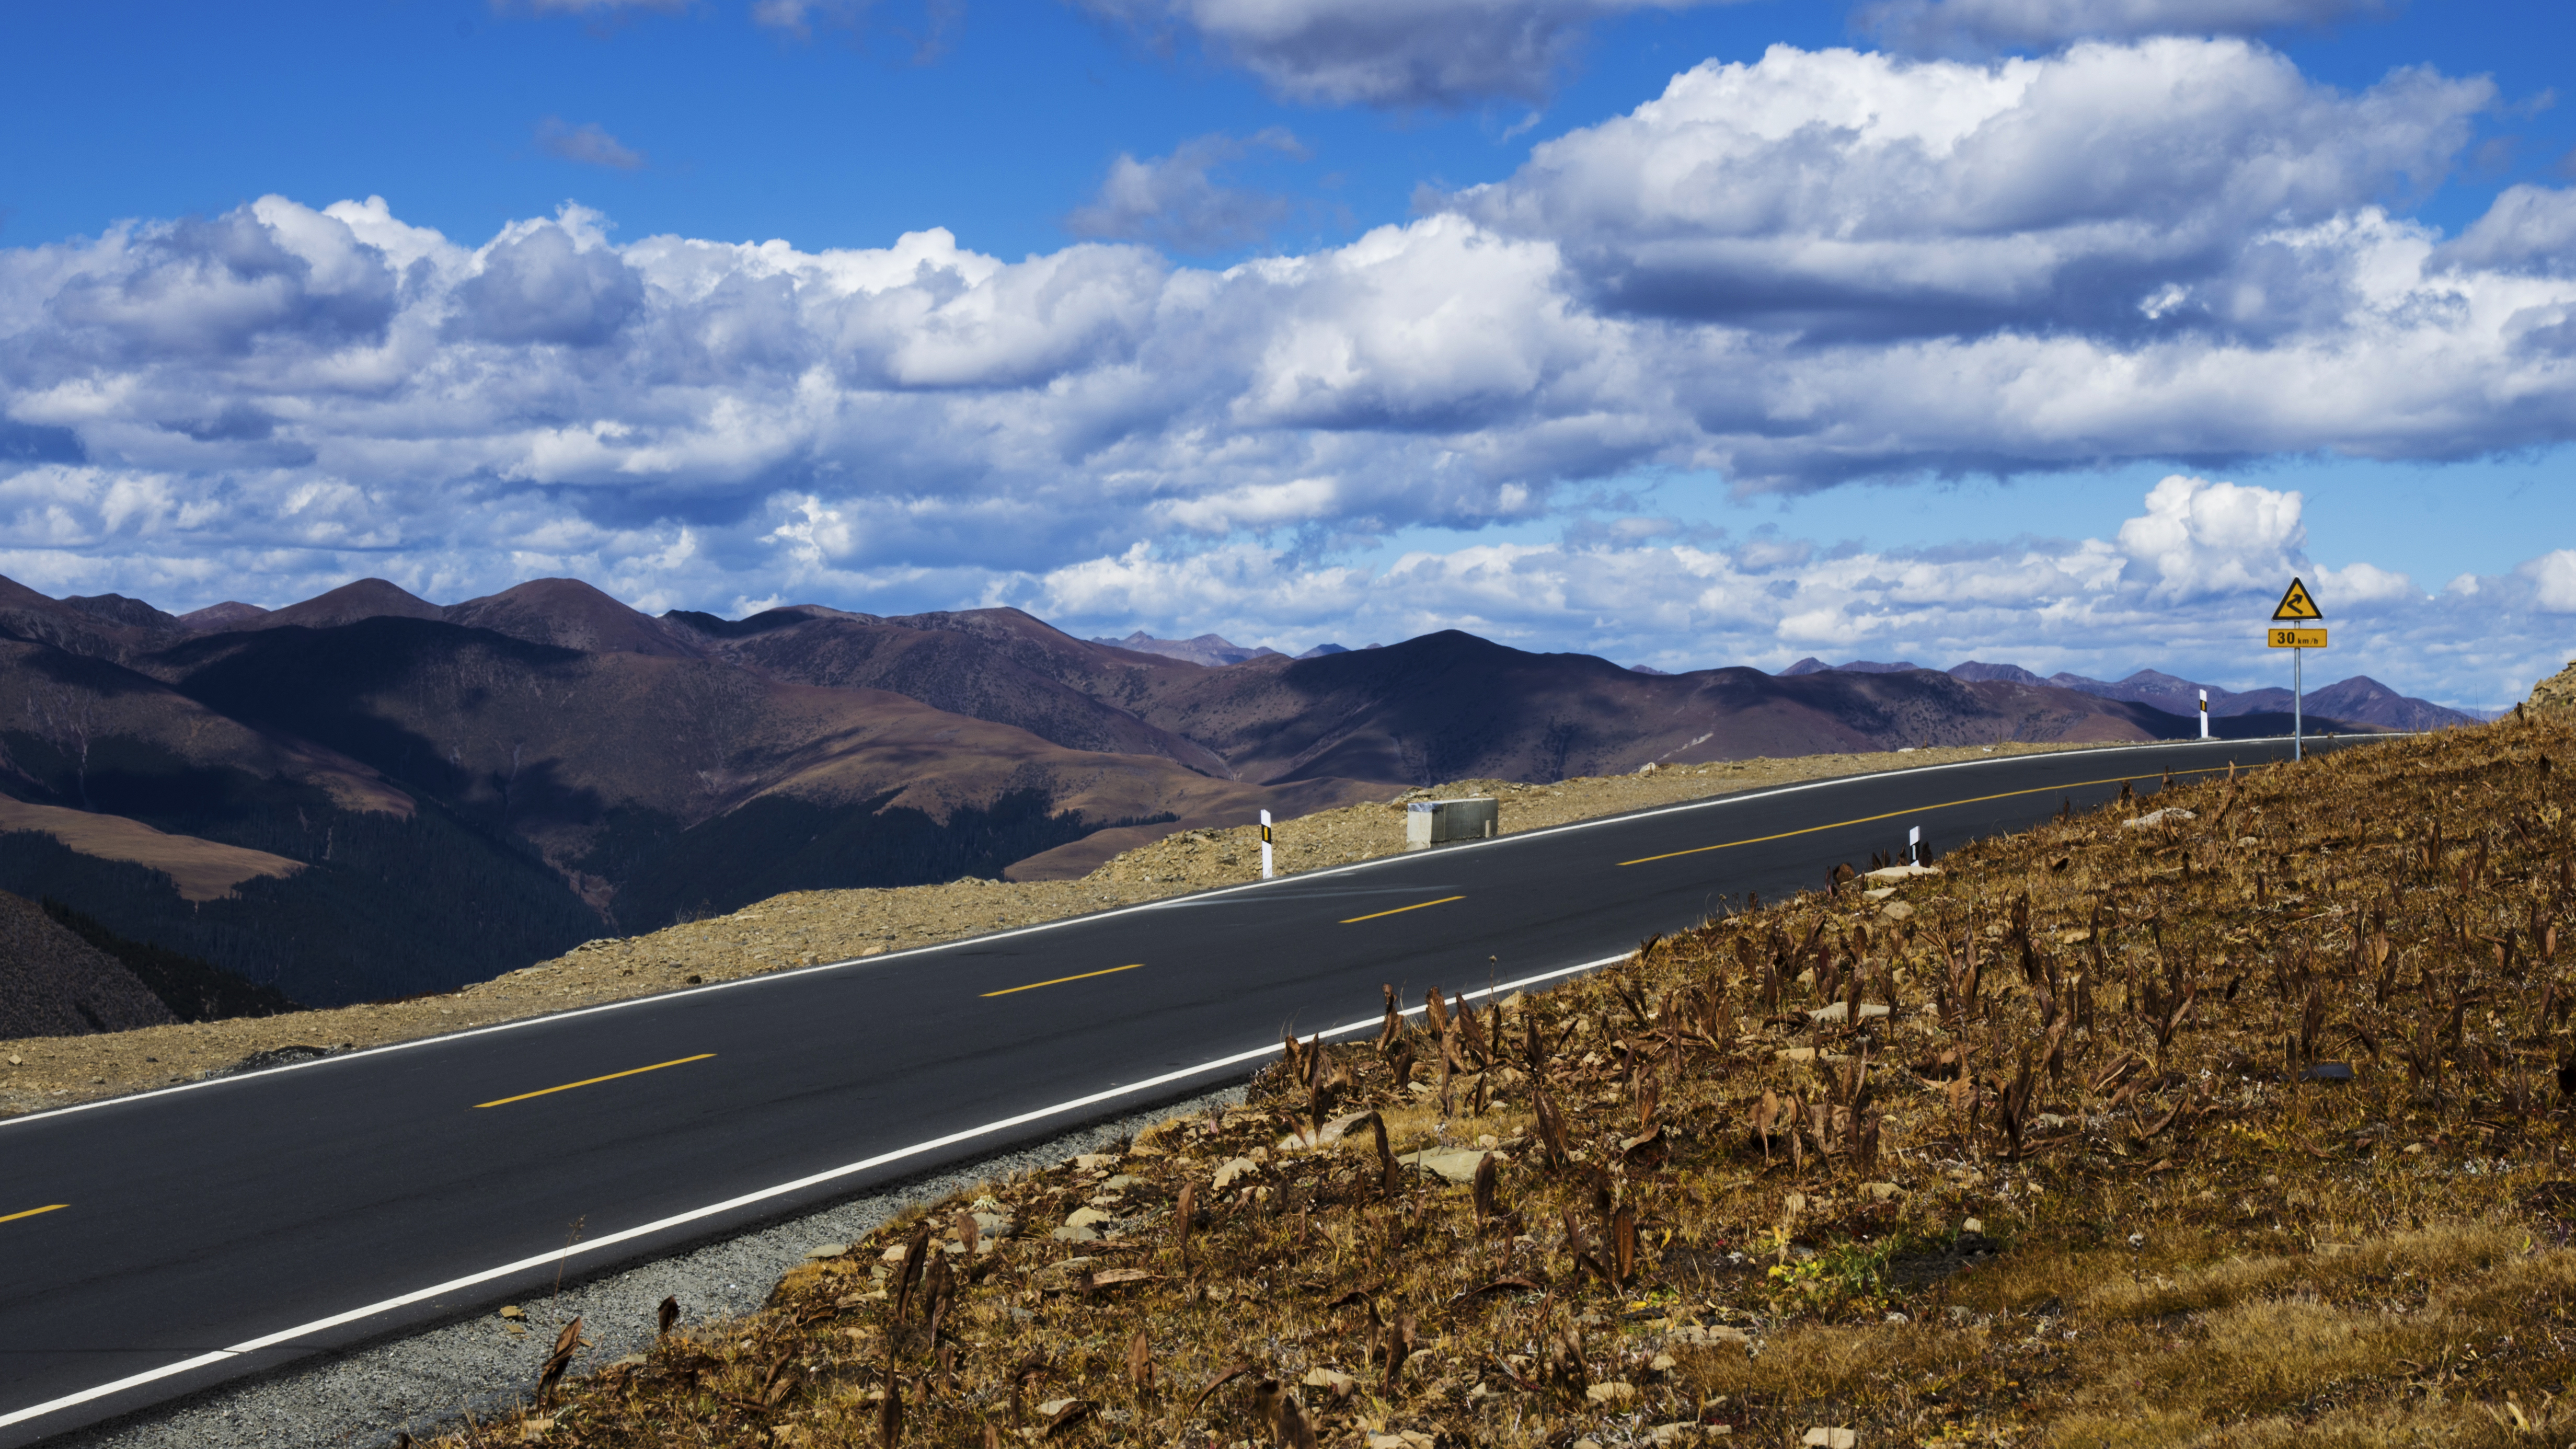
{"left": 474, "top": 1054, "right": 716, "bottom": 1109}
{"left": 1340, "top": 894, "right": 1466, "bottom": 925}
{"left": 982, "top": 963, "right": 1143, "bottom": 998}
{"left": 0, "top": 1204, "right": 66, "bottom": 1225}
{"left": 1618, "top": 766, "right": 2233, "bottom": 867}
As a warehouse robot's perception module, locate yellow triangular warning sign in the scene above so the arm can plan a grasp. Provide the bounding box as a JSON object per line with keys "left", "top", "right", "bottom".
{"left": 2271, "top": 577, "right": 2324, "bottom": 622}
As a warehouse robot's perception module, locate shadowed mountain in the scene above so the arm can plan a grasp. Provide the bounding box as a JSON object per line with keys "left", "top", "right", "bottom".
{"left": 0, "top": 887, "right": 175, "bottom": 1039}
{"left": 0, "top": 585, "right": 1382, "bottom": 1001}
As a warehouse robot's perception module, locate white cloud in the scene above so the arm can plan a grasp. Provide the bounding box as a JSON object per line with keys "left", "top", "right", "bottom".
{"left": 1857, "top": 0, "right": 2389, "bottom": 55}
{"left": 535, "top": 118, "right": 646, "bottom": 171}
{"left": 1066, "top": 130, "right": 1308, "bottom": 252}
{"left": 1445, "top": 39, "right": 2486, "bottom": 343}
{"left": 1076, "top": 0, "right": 1740, "bottom": 107}
{"left": 2113, "top": 474, "right": 2305, "bottom": 601}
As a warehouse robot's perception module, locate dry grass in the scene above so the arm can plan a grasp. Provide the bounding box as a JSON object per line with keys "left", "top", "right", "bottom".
{"left": 396, "top": 711, "right": 2576, "bottom": 1447}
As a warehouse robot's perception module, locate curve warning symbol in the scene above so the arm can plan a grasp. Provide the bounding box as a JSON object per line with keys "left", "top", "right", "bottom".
{"left": 2271, "top": 577, "right": 2324, "bottom": 622}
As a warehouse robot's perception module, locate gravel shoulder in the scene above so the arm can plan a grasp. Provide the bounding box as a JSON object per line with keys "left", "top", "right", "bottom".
{"left": 0, "top": 741, "right": 2108, "bottom": 1116}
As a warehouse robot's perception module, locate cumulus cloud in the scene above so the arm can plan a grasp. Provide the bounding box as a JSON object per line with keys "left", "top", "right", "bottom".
{"left": 4, "top": 39, "right": 2576, "bottom": 705}
{"left": 1077, "top": 0, "right": 1737, "bottom": 107}
{"left": 535, "top": 118, "right": 646, "bottom": 171}
{"left": 1444, "top": 38, "right": 2485, "bottom": 342}
{"left": 1858, "top": 0, "right": 2389, "bottom": 55}
{"left": 1065, "top": 130, "right": 1308, "bottom": 252}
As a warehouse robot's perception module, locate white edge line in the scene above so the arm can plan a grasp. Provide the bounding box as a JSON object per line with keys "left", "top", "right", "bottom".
{"left": 0, "top": 952, "right": 1627, "bottom": 1432}
{"left": 0, "top": 732, "right": 2360, "bottom": 1135}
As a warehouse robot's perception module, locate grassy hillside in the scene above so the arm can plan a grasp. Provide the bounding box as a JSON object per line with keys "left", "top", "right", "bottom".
{"left": 431, "top": 715, "right": 2576, "bottom": 1448}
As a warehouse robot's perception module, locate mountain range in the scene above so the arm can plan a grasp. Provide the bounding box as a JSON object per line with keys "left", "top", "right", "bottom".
{"left": 1790, "top": 657, "right": 2480, "bottom": 732}
{"left": 0, "top": 575, "right": 2468, "bottom": 1019}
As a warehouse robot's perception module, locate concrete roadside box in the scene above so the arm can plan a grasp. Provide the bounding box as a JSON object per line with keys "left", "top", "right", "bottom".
{"left": 1406, "top": 796, "right": 1499, "bottom": 849}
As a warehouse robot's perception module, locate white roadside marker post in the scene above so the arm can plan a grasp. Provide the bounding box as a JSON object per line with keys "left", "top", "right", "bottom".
{"left": 1907, "top": 825, "right": 1922, "bottom": 865}
{"left": 1259, "top": 809, "right": 1273, "bottom": 880}
{"left": 2199, "top": 688, "right": 2209, "bottom": 740}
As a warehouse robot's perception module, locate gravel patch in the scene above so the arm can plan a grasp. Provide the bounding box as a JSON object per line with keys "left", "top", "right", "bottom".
{"left": 54, "top": 1085, "right": 1246, "bottom": 1449}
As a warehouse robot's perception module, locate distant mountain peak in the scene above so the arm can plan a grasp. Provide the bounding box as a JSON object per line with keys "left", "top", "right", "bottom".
{"left": 1948, "top": 661, "right": 2047, "bottom": 686}
{"left": 1092, "top": 631, "right": 1284, "bottom": 668}
{"left": 1779, "top": 657, "right": 1832, "bottom": 676}
{"left": 179, "top": 601, "right": 271, "bottom": 632}
{"left": 1835, "top": 660, "right": 1922, "bottom": 674}
{"left": 259, "top": 578, "right": 443, "bottom": 631}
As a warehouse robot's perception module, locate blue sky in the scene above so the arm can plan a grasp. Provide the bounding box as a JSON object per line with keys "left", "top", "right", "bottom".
{"left": 3, "top": 0, "right": 2575, "bottom": 705}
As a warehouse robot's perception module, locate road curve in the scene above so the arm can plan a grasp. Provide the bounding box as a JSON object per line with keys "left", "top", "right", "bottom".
{"left": 0, "top": 734, "right": 2376, "bottom": 1443}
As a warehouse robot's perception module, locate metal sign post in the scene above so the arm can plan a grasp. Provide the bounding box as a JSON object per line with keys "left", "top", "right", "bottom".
{"left": 2267, "top": 578, "right": 2327, "bottom": 762}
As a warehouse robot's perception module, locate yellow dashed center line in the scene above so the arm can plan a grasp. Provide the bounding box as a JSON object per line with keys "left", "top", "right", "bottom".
{"left": 1, "top": 1204, "right": 66, "bottom": 1225}
{"left": 1617, "top": 766, "right": 2231, "bottom": 867}
{"left": 1340, "top": 894, "right": 1466, "bottom": 925}
{"left": 982, "top": 963, "right": 1144, "bottom": 998}
{"left": 473, "top": 1054, "right": 716, "bottom": 1109}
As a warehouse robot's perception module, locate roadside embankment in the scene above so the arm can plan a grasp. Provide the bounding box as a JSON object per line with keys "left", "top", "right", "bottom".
{"left": 415, "top": 712, "right": 2576, "bottom": 1447}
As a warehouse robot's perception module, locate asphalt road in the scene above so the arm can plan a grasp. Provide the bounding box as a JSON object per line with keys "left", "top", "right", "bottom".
{"left": 0, "top": 734, "right": 2376, "bottom": 1443}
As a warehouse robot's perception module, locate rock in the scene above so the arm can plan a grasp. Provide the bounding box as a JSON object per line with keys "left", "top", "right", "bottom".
{"left": 497, "top": 1305, "right": 525, "bottom": 1320}
{"left": 1072, "top": 1152, "right": 1120, "bottom": 1171}
{"left": 1864, "top": 863, "right": 1939, "bottom": 881}
{"left": 971, "top": 1210, "right": 1016, "bottom": 1239}
{"left": 1585, "top": 1381, "right": 1638, "bottom": 1406}
{"left": 1962, "top": 1216, "right": 1984, "bottom": 1234}
{"left": 1801, "top": 1430, "right": 1857, "bottom": 1449}
{"left": 803, "top": 1243, "right": 847, "bottom": 1259}
{"left": 1051, "top": 1206, "right": 1117, "bottom": 1243}
{"left": 1860, "top": 1181, "right": 1904, "bottom": 1202}
{"left": 1879, "top": 901, "right": 1915, "bottom": 921}
{"left": 1408, "top": 1148, "right": 1492, "bottom": 1183}
{"left": 1862, "top": 887, "right": 1895, "bottom": 901}
{"left": 521, "top": 1418, "right": 555, "bottom": 1442}
{"left": 1808, "top": 1002, "right": 1889, "bottom": 1024}
{"left": 1302, "top": 1366, "right": 1356, "bottom": 1397}
{"left": 2122, "top": 807, "right": 2197, "bottom": 829}
{"left": 1099, "top": 1174, "right": 1145, "bottom": 1190}
{"left": 1212, "top": 1156, "right": 1261, "bottom": 1190}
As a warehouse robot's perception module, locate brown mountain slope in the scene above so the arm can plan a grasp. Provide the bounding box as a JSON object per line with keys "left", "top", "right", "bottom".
{"left": 0, "top": 888, "right": 174, "bottom": 1038}
{"left": 445, "top": 578, "right": 709, "bottom": 659}
{"left": 664, "top": 605, "right": 1238, "bottom": 777}
{"left": 253, "top": 577, "right": 445, "bottom": 630}
{"left": 145, "top": 615, "right": 1378, "bottom": 918}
